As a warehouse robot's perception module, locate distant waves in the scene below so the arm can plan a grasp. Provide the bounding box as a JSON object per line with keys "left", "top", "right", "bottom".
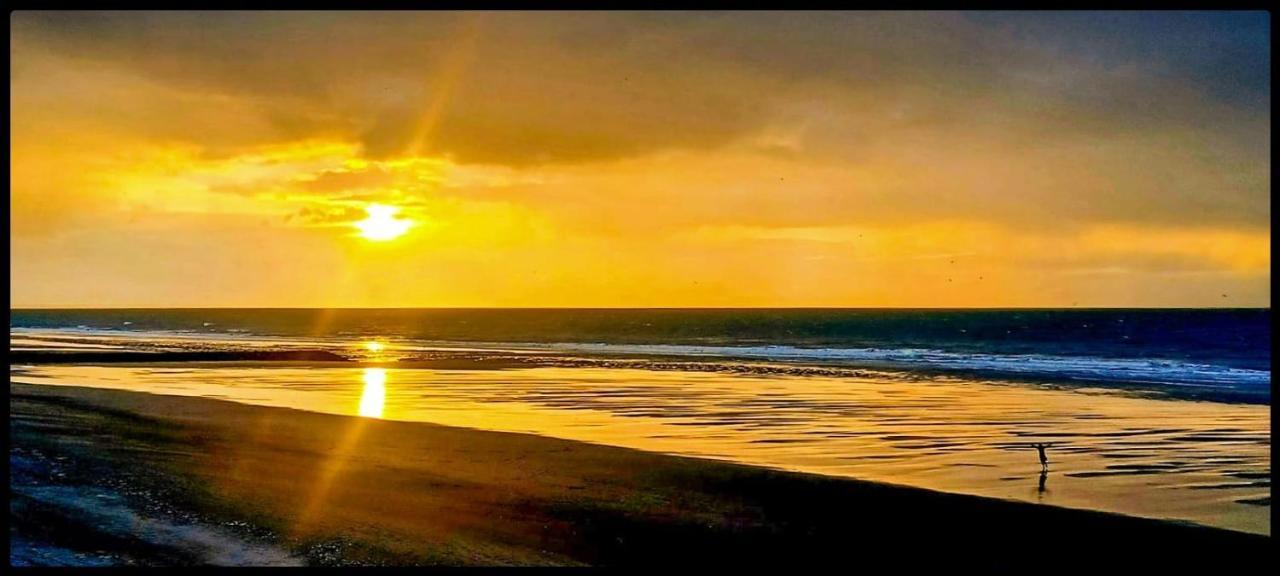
{"left": 9, "top": 327, "right": 1271, "bottom": 404}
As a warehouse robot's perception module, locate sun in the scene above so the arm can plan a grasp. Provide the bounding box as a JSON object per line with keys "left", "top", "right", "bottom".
{"left": 354, "top": 204, "right": 412, "bottom": 241}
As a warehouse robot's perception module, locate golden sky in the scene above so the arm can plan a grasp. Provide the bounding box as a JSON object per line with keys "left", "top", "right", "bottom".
{"left": 10, "top": 12, "right": 1271, "bottom": 307}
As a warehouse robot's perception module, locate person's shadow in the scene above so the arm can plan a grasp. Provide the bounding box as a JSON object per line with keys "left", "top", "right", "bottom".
{"left": 1035, "top": 467, "right": 1053, "bottom": 503}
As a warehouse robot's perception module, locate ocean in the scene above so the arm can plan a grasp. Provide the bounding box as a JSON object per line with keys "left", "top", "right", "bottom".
{"left": 10, "top": 308, "right": 1272, "bottom": 403}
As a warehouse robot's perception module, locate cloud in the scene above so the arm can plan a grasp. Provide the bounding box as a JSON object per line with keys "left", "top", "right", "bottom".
{"left": 9, "top": 11, "right": 1270, "bottom": 306}
{"left": 12, "top": 12, "right": 1268, "bottom": 227}
{"left": 13, "top": 12, "right": 1267, "bottom": 163}
{"left": 687, "top": 221, "right": 1270, "bottom": 276}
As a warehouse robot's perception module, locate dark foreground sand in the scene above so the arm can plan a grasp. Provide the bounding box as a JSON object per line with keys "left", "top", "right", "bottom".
{"left": 9, "top": 382, "right": 1268, "bottom": 568}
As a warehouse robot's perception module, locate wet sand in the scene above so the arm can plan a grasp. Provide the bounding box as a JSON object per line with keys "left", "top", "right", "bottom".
{"left": 9, "top": 382, "right": 1268, "bottom": 568}
{"left": 8, "top": 350, "right": 350, "bottom": 363}
{"left": 13, "top": 360, "right": 1270, "bottom": 535}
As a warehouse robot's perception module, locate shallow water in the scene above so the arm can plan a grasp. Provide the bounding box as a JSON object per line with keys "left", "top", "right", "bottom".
{"left": 11, "top": 361, "right": 1270, "bottom": 535}
{"left": 8, "top": 328, "right": 1271, "bottom": 404}
{"left": 9, "top": 306, "right": 1272, "bottom": 404}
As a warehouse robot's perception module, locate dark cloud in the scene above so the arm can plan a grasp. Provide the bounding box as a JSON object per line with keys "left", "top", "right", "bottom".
{"left": 287, "top": 204, "right": 364, "bottom": 226}
{"left": 966, "top": 11, "right": 1270, "bottom": 109}
{"left": 11, "top": 12, "right": 773, "bottom": 163}
{"left": 12, "top": 11, "right": 1268, "bottom": 166}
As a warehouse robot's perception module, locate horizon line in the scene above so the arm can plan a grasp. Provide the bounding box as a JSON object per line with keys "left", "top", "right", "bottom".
{"left": 9, "top": 306, "right": 1272, "bottom": 311}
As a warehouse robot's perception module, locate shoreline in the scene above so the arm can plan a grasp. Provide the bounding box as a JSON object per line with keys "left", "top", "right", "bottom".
{"left": 9, "top": 382, "right": 1268, "bottom": 567}
{"left": 13, "top": 358, "right": 1271, "bottom": 535}
{"left": 10, "top": 344, "right": 1270, "bottom": 405}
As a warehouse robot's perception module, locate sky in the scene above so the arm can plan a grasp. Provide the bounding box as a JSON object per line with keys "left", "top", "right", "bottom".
{"left": 10, "top": 11, "right": 1271, "bottom": 308}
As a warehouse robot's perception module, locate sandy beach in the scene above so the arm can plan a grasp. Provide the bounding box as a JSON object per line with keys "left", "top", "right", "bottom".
{"left": 10, "top": 381, "right": 1267, "bottom": 567}
{"left": 12, "top": 347, "right": 1271, "bottom": 535}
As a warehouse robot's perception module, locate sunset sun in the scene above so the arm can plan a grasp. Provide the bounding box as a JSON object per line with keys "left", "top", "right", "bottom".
{"left": 354, "top": 204, "right": 413, "bottom": 241}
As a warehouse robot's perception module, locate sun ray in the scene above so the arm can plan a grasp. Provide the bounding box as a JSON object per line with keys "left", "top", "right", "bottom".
{"left": 406, "top": 13, "right": 485, "bottom": 157}
{"left": 292, "top": 368, "right": 390, "bottom": 534}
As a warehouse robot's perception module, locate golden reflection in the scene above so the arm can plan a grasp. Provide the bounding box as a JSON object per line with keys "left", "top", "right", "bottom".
{"left": 358, "top": 368, "right": 387, "bottom": 418}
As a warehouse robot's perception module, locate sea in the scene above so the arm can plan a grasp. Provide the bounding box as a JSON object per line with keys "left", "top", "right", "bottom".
{"left": 10, "top": 308, "right": 1271, "bottom": 403}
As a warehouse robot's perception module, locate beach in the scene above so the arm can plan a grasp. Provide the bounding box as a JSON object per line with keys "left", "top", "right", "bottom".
{"left": 10, "top": 351, "right": 1271, "bottom": 536}
{"left": 9, "top": 380, "right": 1269, "bottom": 568}
{"left": 9, "top": 314, "right": 1271, "bottom": 566}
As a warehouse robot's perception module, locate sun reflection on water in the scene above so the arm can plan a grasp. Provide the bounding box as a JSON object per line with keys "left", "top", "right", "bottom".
{"left": 358, "top": 368, "right": 386, "bottom": 418}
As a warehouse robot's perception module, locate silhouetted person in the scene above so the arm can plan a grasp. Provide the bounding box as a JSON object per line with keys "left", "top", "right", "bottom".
{"left": 1038, "top": 468, "right": 1048, "bottom": 494}
{"left": 1031, "top": 442, "right": 1052, "bottom": 471}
